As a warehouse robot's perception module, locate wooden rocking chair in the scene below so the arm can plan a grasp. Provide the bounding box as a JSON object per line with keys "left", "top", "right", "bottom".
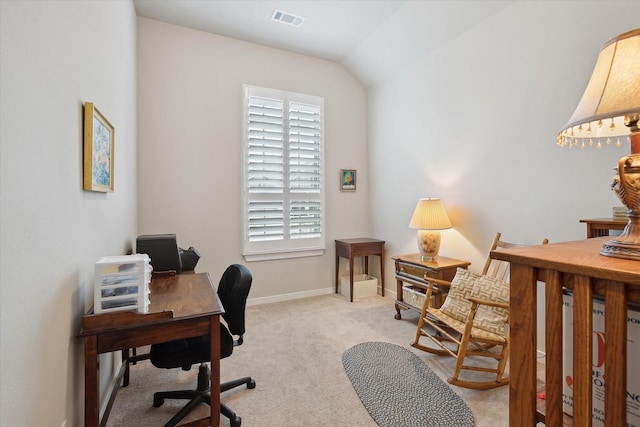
{"left": 411, "top": 232, "right": 548, "bottom": 390}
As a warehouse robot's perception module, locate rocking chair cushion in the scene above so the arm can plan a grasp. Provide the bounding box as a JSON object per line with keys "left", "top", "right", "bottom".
{"left": 439, "top": 268, "right": 478, "bottom": 322}
{"left": 469, "top": 274, "right": 509, "bottom": 336}
{"left": 439, "top": 268, "right": 509, "bottom": 336}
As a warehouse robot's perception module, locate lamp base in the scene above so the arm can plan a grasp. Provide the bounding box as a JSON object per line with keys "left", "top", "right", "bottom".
{"left": 600, "top": 213, "right": 640, "bottom": 260}
{"left": 417, "top": 229, "right": 441, "bottom": 262}
{"left": 605, "top": 143, "right": 640, "bottom": 261}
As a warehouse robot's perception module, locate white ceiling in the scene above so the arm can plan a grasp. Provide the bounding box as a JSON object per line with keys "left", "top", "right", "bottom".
{"left": 133, "top": 0, "right": 514, "bottom": 87}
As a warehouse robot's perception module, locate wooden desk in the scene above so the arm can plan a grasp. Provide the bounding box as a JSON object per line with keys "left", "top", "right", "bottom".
{"left": 580, "top": 217, "right": 627, "bottom": 238}
{"left": 79, "top": 272, "right": 224, "bottom": 427}
{"left": 392, "top": 254, "right": 470, "bottom": 319}
{"left": 335, "top": 238, "right": 385, "bottom": 302}
{"left": 491, "top": 238, "right": 640, "bottom": 426}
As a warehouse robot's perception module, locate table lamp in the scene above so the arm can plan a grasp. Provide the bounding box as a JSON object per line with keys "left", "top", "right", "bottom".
{"left": 409, "top": 198, "right": 452, "bottom": 261}
{"left": 557, "top": 28, "right": 640, "bottom": 260}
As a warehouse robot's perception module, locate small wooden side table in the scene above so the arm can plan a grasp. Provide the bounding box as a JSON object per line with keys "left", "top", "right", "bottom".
{"left": 392, "top": 254, "right": 470, "bottom": 319}
{"left": 579, "top": 217, "right": 627, "bottom": 238}
{"left": 335, "top": 238, "right": 385, "bottom": 302}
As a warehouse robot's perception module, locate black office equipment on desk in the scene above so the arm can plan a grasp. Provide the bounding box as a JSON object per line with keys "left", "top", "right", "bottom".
{"left": 180, "top": 246, "right": 200, "bottom": 272}
{"left": 136, "top": 234, "right": 182, "bottom": 274}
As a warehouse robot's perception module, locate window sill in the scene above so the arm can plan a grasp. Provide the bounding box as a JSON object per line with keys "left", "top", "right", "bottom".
{"left": 243, "top": 248, "right": 325, "bottom": 262}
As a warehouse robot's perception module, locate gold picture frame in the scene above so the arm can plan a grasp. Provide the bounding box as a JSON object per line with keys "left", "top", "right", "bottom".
{"left": 83, "top": 102, "right": 114, "bottom": 192}
{"left": 340, "top": 169, "right": 356, "bottom": 191}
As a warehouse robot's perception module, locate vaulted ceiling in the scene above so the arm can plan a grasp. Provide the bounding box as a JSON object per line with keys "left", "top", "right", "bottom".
{"left": 133, "top": 0, "right": 514, "bottom": 87}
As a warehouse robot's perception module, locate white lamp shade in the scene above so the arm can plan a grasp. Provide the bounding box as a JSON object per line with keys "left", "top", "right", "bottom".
{"left": 558, "top": 29, "right": 640, "bottom": 147}
{"left": 408, "top": 198, "right": 452, "bottom": 230}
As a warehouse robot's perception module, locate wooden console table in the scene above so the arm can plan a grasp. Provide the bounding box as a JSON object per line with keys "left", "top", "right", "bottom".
{"left": 491, "top": 238, "right": 640, "bottom": 426}
{"left": 79, "top": 273, "right": 224, "bottom": 427}
{"left": 392, "top": 254, "right": 470, "bottom": 319}
{"left": 580, "top": 217, "right": 627, "bottom": 238}
{"left": 335, "top": 238, "right": 385, "bottom": 302}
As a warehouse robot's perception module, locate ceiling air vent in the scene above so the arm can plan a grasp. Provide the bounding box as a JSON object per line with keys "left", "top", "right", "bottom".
{"left": 271, "top": 9, "right": 305, "bottom": 27}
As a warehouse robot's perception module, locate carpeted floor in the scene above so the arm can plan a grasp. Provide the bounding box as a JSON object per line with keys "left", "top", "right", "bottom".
{"left": 106, "top": 293, "right": 510, "bottom": 427}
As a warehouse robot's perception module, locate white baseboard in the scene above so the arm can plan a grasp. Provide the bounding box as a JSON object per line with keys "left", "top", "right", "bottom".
{"left": 247, "top": 286, "right": 397, "bottom": 306}
{"left": 246, "top": 287, "right": 334, "bottom": 306}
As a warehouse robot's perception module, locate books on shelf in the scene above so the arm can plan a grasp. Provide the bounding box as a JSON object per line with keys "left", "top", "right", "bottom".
{"left": 613, "top": 206, "right": 628, "bottom": 221}
{"left": 94, "top": 254, "right": 152, "bottom": 314}
{"left": 562, "top": 294, "right": 640, "bottom": 426}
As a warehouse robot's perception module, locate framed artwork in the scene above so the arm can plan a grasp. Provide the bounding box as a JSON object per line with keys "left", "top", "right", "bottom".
{"left": 340, "top": 169, "right": 356, "bottom": 191}
{"left": 83, "top": 102, "right": 114, "bottom": 192}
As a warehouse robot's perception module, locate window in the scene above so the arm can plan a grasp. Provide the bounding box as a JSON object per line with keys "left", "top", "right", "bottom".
{"left": 242, "top": 85, "right": 325, "bottom": 261}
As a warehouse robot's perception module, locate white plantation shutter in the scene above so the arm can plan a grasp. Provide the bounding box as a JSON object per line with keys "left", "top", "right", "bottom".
{"left": 243, "top": 86, "right": 325, "bottom": 260}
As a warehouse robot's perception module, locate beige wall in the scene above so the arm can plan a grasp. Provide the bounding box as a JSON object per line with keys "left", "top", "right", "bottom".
{"left": 136, "top": 18, "right": 370, "bottom": 302}
{"left": 371, "top": 0, "right": 639, "bottom": 274}
{"left": 0, "top": 1, "right": 137, "bottom": 426}
{"left": 367, "top": 1, "right": 639, "bottom": 353}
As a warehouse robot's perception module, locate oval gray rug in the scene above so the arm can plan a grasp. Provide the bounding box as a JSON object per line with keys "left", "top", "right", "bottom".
{"left": 342, "top": 342, "right": 474, "bottom": 427}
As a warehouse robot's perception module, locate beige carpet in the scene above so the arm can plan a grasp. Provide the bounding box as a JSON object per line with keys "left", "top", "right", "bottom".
{"left": 106, "top": 294, "right": 509, "bottom": 427}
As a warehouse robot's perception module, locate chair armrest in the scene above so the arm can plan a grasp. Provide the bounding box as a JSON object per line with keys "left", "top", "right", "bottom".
{"left": 418, "top": 278, "right": 454, "bottom": 315}
{"left": 467, "top": 296, "right": 509, "bottom": 310}
{"left": 423, "top": 277, "right": 453, "bottom": 289}
{"left": 464, "top": 297, "right": 510, "bottom": 327}
{"left": 423, "top": 278, "right": 454, "bottom": 299}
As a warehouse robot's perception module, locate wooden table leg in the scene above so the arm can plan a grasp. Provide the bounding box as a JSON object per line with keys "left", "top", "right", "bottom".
{"left": 84, "top": 336, "right": 99, "bottom": 427}
{"left": 394, "top": 278, "right": 403, "bottom": 319}
{"left": 572, "top": 275, "right": 593, "bottom": 426}
{"left": 605, "top": 281, "right": 627, "bottom": 426}
{"left": 509, "top": 263, "right": 537, "bottom": 426}
{"left": 335, "top": 250, "right": 340, "bottom": 294}
{"left": 380, "top": 249, "right": 385, "bottom": 296}
{"left": 349, "top": 253, "right": 355, "bottom": 302}
{"left": 544, "top": 270, "right": 564, "bottom": 426}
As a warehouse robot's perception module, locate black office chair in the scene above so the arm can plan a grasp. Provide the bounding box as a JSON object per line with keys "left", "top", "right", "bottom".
{"left": 149, "top": 264, "right": 255, "bottom": 427}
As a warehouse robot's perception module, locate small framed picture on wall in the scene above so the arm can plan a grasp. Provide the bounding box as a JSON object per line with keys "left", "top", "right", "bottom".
{"left": 340, "top": 169, "right": 356, "bottom": 191}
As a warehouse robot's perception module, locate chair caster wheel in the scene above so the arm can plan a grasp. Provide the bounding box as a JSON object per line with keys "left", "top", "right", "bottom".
{"left": 248, "top": 379, "right": 256, "bottom": 389}
{"left": 153, "top": 397, "right": 164, "bottom": 408}
{"left": 230, "top": 416, "right": 241, "bottom": 427}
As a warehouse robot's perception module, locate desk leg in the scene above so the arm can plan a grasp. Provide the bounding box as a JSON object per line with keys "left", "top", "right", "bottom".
{"left": 84, "top": 336, "right": 99, "bottom": 427}
{"left": 122, "top": 349, "right": 130, "bottom": 387}
{"left": 210, "top": 315, "right": 221, "bottom": 427}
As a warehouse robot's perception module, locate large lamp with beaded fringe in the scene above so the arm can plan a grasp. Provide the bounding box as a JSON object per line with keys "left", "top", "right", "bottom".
{"left": 557, "top": 28, "right": 640, "bottom": 260}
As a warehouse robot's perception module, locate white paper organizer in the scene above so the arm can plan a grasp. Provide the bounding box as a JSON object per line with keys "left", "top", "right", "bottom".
{"left": 94, "top": 254, "right": 152, "bottom": 314}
